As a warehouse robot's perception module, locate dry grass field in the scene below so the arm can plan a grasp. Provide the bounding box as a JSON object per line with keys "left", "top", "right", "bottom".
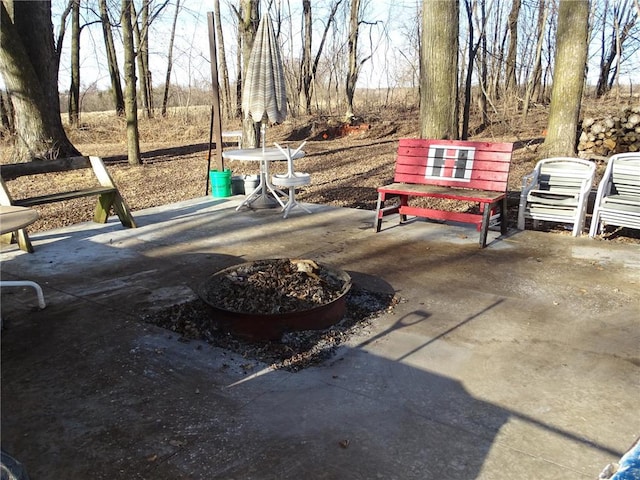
{"left": 1, "top": 99, "right": 638, "bottom": 243}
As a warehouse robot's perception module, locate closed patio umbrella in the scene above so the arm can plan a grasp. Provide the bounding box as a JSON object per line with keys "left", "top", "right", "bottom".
{"left": 242, "top": 14, "right": 287, "bottom": 151}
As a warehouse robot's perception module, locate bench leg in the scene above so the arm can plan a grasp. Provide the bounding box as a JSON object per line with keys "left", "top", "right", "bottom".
{"left": 399, "top": 195, "right": 408, "bottom": 223}
{"left": 112, "top": 192, "right": 137, "bottom": 228}
{"left": 17, "top": 228, "right": 34, "bottom": 253}
{"left": 374, "top": 193, "right": 405, "bottom": 232}
{"left": 94, "top": 192, "right": 115, "bottom": 223}
{"left": 479, "top": 203, "right": 491, "bottom": 248}
{"left": 501, "top": 197, "right": 508, "bottom": 235}
{"left": 1, "top": 230, "right": 34, "bottom": 253}
{"left": 94, "top": 192, "right": 137, "bottom": 228}
{"left": 374, "top": 193, "right": 384, "bottom": 232}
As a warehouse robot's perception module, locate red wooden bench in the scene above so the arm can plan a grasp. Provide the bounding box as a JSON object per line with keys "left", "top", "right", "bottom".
{"left": 374, "top": 138, "right": 514, "bottom": 247}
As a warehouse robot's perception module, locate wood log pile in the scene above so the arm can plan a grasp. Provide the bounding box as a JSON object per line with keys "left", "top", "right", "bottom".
{"left": 578, "top": 106, "right": 640, "bottom": 158}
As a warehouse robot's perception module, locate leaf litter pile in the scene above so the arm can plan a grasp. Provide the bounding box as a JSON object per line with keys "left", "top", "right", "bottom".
{"left": 142, "top": 284, "right": 400, "bottom": 372}
{"left": 199, "top": 258, "right": 350, "bottom": 315}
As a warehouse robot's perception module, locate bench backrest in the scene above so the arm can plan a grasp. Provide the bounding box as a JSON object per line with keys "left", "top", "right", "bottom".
{"left": 394, "top": 138, "right": 514, "bottom": 192}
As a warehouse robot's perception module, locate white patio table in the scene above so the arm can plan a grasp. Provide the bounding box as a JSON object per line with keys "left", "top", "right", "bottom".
{"left": 0, "top": 205, "right": 46, "bottom": 311}
{"left": 222, "top": 147, "right": 305, "bottom": 210}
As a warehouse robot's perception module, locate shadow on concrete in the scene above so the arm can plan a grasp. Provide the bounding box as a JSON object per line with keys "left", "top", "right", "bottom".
{"left": 1, "top": 197, "right": 635, "bottom": 478}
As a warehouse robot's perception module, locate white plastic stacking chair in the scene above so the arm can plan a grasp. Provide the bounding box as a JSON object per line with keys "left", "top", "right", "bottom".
{"left": 272, "top": 142, "right": 311, "bottom": 218}
{"left": 517, "top": 157, "right": 596, "bottom": 236}
{"left": 589, "top": 153, "right": 640, "bottom": 237}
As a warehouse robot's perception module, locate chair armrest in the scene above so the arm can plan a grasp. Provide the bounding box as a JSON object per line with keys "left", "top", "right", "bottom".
{"left": 520, "top": 171, "right": 538, "bottom": 199}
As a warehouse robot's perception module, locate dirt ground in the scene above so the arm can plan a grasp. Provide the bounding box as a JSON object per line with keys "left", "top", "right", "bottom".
{"left": 1, "top": 105, "right": 638, "bottom": 243}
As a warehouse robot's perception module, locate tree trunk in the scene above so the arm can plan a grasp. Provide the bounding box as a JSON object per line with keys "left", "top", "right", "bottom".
{"left": 161, "top": 0, "right": 180, "bottom": 117}
{"left": 133, "top": 0, "right": 153, "bottom": 118}
{"left": 542, "top": 0, "right": 589, "bottom": 157}
{"left": 0, "top": 90, "right": 14, "bottom": 135}
{"left": 461, "top": 0, "right": 480, "bottom": 139}
{"left": 0, "top": 1, "right": 80, "bottom": 161}
{"left": 345, "top": 0, "right": 361, "bottom": 122}
{"left": 235, "top": 13, "right": 242, "bottom": 119}
{"left": 99, "top": 0, "right": 125, "bottom": 115}
{"left": 214, "top": 0, "right": 232, "bottom": 120}
{"left": 504, "top": 0, "right": 521, "bottom": 95}
{"left": 479, "top": 0, "right": 488, "bottom": 128}
{"left": 121, "top": 0, "right": 141, "bottom": 165}
{"left": 240, "top": 0, "right": 260, "bottom": 148}
{"left": 420, "top": 0, "right": 459, "bottom": 139}
{"left": 300, "top": 0, "right": 312, "bottom": 115}
{"left": 68, "top": 0, "right": 80, "bottom": 127}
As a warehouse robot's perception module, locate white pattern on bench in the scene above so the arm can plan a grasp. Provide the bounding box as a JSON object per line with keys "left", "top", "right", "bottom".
{"left": 425, "top": 145, "right": 475, "bottom": 181}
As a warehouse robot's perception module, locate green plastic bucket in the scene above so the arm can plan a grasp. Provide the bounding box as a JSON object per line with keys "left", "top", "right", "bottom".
{"left": 209, "top": 169, "right": 232, "bottom": 197}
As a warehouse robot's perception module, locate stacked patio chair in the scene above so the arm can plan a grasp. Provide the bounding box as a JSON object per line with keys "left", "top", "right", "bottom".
{"left": 589, "top": 152, "right": 640, "bottom": 237}
{"left": 517, "top": 157, "right": 596, "bottom": 237}
{"left": 272, "top": 142, "right": 311, "bottom": 219}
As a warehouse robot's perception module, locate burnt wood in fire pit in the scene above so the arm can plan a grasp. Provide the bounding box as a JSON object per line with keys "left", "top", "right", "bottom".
{"left": 198, "top": 258, "right": 352, "bottom": 341}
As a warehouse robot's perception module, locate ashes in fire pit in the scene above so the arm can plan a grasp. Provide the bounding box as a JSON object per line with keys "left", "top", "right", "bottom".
{"left": 198, "top": 258, "right": 352, "bottom": 341}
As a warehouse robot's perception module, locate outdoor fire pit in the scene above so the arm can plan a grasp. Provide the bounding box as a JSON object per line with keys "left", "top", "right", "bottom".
{"left": 198, "top": 258, "right": 352, "bottom": 341}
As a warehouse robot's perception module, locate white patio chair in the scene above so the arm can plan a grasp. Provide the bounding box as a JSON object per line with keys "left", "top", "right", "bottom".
{"left": 589, "top": 152, "right": 640, "bottom": 238}
{"left": 517, "top": 157, "right": 596, "bottom": 236}
{"left": 272, "top": 142, "right": 311, "bottom": 218}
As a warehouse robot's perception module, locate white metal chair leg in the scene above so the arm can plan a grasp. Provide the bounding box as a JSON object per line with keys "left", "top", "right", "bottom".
{"left": 281, "top": 186, "right": 312, "bottom": 218}
{"left": 1, "top": 281, "right": 46, "bottom": 309}
{"left": 1, "top": 280, "right": 47, "bottom": 325}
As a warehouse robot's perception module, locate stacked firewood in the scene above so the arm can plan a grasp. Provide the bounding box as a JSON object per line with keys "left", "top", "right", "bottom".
{"left": 578, "top": 106, "right": 640, "bottom": 158}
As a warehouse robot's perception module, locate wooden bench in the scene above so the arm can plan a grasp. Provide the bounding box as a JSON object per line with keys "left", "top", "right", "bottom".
{"left": 589, "top": 152, "right": 640, "bottom": 237}
{"left": 0, "top": 156, "right": 136, "bottom": 252}
{"left": 374, "top": 138, "right": 514, "bottom": 247}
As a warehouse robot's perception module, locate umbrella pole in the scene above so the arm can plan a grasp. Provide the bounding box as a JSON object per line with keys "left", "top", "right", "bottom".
{"left": 205, "top": 105, "right": 214, "bottom": 195}
{"left": 261, "top": 121, "right": 266, "bottom": 153}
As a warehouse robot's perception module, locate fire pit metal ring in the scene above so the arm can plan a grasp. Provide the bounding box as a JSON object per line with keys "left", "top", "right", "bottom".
{"left": 198, "top": 259, "right": 352, "bottom": 341}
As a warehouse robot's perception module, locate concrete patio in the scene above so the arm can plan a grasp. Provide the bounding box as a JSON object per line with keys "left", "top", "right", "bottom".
{"left": 1, "top": 196, "right": 638, "bottom": 479}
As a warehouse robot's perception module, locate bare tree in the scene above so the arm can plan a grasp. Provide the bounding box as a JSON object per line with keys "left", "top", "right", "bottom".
{"left": 542, "top": 0, "right": 589, "bottom": 157}
{"left": 523, "top": 0, "right": 549, "bottom": 118}
{"left": 214, "top": 0, "right": 232, "bottom": 120}
{"left": 300, "top": 0, "right": 312, "bottom": 114}
{"left": 161, "top": 0, "right": 180, "bottom": 117}
{"left": 461, "top": 0, "right": 486, "bottom": 139}
{"left": 132, "top": 0, "right": 152, "bottom": 118}
{"left": 0, "top": 1, "right": 80, "bottom": 161}
{"left": 595, "top": 0, "right": 638, "bottom": 97}
{"left": 420, "top": 0, "right": 459, "bottom": 139}
{"left": 297, "top": 0, "right": 343, "bottom": 115}
{"left": 68, "top": 0, "right": 80, "bottom": 126}
{"left": 99, "top": 0, "right": 124, "bottom": 115}
{"left": 345, "top": 0, "right": 373, "bottom": 122}
{"left": 504, "top": 0, "right": 520, "bottom": 94}
{"left": 121, "top": 0, "right": 141, "bottom": 165}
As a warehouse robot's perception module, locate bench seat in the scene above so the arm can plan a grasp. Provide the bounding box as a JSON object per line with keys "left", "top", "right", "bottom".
{"left": 13, "top": 187, "right": 118, "bottom": 207}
